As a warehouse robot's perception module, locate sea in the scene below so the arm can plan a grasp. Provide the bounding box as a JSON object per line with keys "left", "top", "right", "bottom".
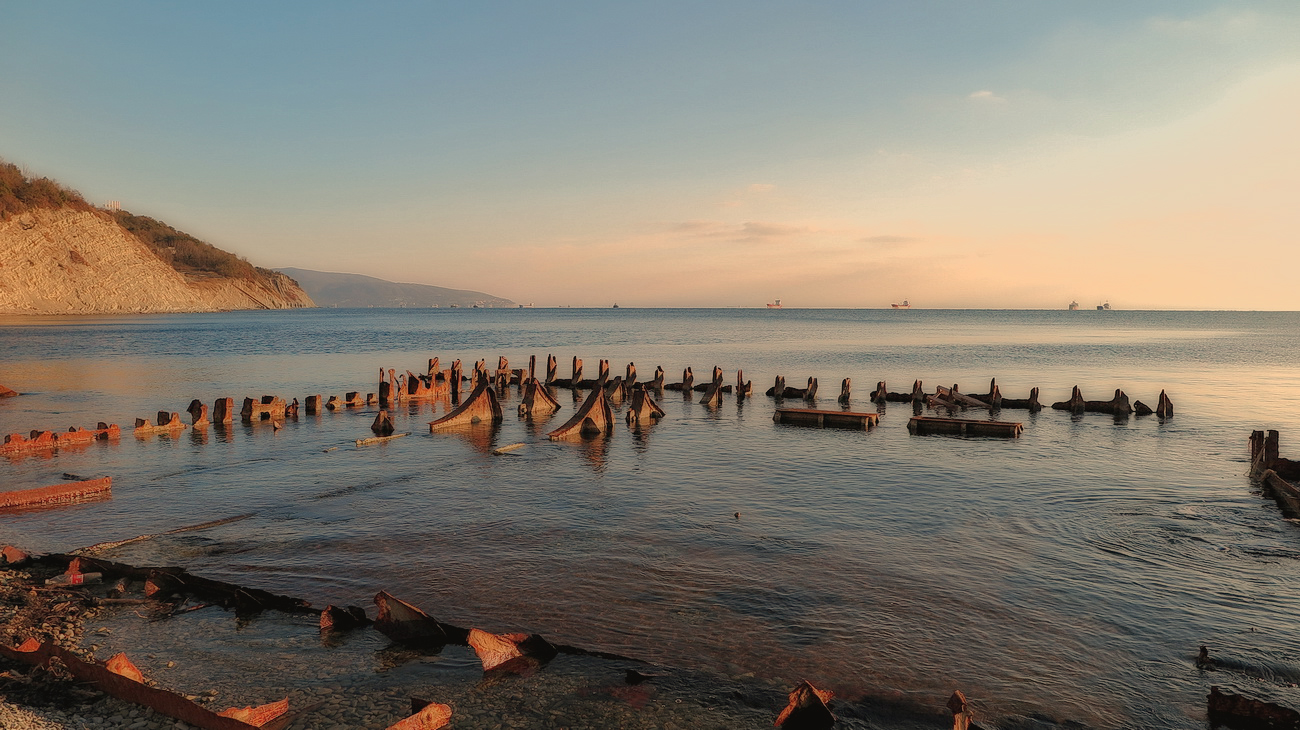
{"left": 2, "top": 307, "right": 1300, "bottom": 729}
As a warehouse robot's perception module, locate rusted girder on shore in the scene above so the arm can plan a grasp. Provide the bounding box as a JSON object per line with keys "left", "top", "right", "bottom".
{"left": 625, "top": 385, "right": 665, "bottom": 426}
{"left": 0, "top": 639, "right": 294, "bottom": 730}
{"left": 838, "top": 378, "right": 851, "bottom": 404}
{"left": 549, "top": 381, "right": 614, "bottom": 440}
{"left": 1051, "top": 386, "right": 1086, "bottom": 414}
{"left": 624, "top": 362, "right": 638, "bottom": 389}
{"left": 467, "top": 628, "right": 558, "bottom": 674}
{"left": 135, "top": 411, "right": 186, "bottom": 436}
{"left": 909, "top": 416, "right": 1023, "bottom": 438}
{"left": 0, "top": 383, "right": 16, "bottom": 398}
{"left": 1250, "top": 430, "right": 1300, "bottom": 518}
{"left": 549, "top": 357, "right": 583, "bottom": 388}
{"left": 736, "top": 370, "right": 752, "bottom": 399}
{"left": 429, "top": 379, "right": 503, "bottom": 430}
{"left": 774, "top": 680, "right": 835, "bottom": 729}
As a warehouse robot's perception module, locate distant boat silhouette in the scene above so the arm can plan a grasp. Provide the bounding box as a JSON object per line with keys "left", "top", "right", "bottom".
{"left": 891, "top": 300, "right": 910, "bottom": 309}
{"left": 1069, "top": 301, "right": 1079, "bottom": 310}
{"left": 767, "top": 299, "right": 782, "bottom": 309}
{"left": 612, "top": 303, "right": 620, "bottom": 309}
{"left": 1097, "top": 301, "right": 1112, "bottom": 310}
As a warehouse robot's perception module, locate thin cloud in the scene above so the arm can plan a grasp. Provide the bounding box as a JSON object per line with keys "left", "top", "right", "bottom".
{"left": 969, "top": 90, "right": 1006, "bottom": 102}
{"left": 859, "top": 235, "right": 919, "bottom": 248}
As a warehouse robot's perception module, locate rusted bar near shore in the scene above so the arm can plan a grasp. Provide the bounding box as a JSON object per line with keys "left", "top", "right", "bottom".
{"left": 0, "top": 383, "right": 17, "bottom": 398}
{"left": 766, "top": 375, "right": 786, "bottom": 398}
{"left": 0, "top": 639, "right": 294, "bottom": 730}
{"left": 908, "top": 416, "right": 1022, "bottom": 438}
{"left": 387, "top": 702, "right": 452, "bottom": 730}
{"left": 774, "top": 408, "right": 878, "bottom": 430}
{"left": 429, "top": 380, "right": 503, "bottom": 430}
{"left": 0, "top": 476, "right": 111, "bottom": 509}
{"left": 549, "top": 381, "right": 614, "bottom": 440}
{"left": 736, "top": 370, "right": 752, "bottom": 399}
{"left": 1250, "top": 430, "right": 1300, "bottom": 518}
{"left": 838, "top": 378, "right": 851, "bottom": 404}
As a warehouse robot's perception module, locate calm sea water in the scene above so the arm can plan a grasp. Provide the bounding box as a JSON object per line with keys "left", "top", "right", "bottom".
{"left": 3, "top": 308, "right": 1300, "bottom": 728}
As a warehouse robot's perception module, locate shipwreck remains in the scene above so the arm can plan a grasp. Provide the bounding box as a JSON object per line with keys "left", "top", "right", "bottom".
{"left": 387, "top": 702, "right": 452, "bottom": 730}
{"left": 996, "top": 387, "right": 1042, "bottom": 412}
{"left": 774, "top": 408, "right": 878, "bottom": 430}
{"left": 0, "top": 639, "right": 295, "bottom": 730}
{"left": 373, "top": 590, "right": 456, "bottom": 646}
{"left": 736, "top": 370, "right": 752, "bottom": 399}
{"left": 774, "top": 680, "right": 835, "bottom": 729}
{"left": 241, "top": 396, "right": 286, "bottom": 424}
{"left": 908, "top": 416, "right": 1023, "bottom": 438}
{"left": 1207, "top": 686, "right": 1300, "bottom": 729}
{"left": 467, "top": 627, "right": 558, "bottom": 674}
{"left": 664, "top": 367, "right": 694, "bottom": 393}
{"left": 698, "top": 366, "right": 726, "bottom": 406}
{"left": 429, "top": 379, "right": 503, "bottom": 430}
{"left": 134, "top": 411, "right": 186, "bottom": 436}
{"left": 0, "top": 475, "right": 112, "bottom": 510}
{"left": 625, "top": 385, "right": 666, "bottom": 426}
{"left": 1249, "top": 430, "right": 1300, "bottom": 519}
{"left": 1050, "top": 387, "right": 1132, "bottom": 416}
{"left": 549, "top": 380, "right": 614, "bottom": 440}
{"left": 2, "top": 422, "right": 119, "bottom": 456}
{"left": 0, "top": 383, "right": 17, "bottom": 398}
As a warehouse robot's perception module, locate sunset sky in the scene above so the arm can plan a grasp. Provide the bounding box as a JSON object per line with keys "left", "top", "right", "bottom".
{"left": 3, "top": 2, "right": 1298, "bottom": 309}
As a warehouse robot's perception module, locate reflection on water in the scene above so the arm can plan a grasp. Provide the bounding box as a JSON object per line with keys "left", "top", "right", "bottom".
{"left": 3, "top": 309, "right": 1300, "bottom": 729}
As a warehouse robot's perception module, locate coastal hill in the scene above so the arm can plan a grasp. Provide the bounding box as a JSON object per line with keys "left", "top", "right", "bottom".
{"left": 0, "top": 161, "right": 313, "bottom": 314}
{"left": 279, "top": 267, "right": 515, "bottom": 309}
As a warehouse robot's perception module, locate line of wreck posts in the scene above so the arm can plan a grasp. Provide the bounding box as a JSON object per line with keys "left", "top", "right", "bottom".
{"left": 3, "top": 388, "right": 1297, "bottom": 727}
{"left": 3, "top": 353, "right": 1177, "bottom": 455}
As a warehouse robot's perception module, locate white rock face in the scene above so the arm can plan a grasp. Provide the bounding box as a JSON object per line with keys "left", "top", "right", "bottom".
{"left": 0, "top": 208, "right": 313, "bottom": 314}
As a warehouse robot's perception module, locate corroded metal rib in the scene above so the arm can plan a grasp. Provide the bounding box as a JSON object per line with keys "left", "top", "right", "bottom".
{"left": 774, "top": 680, "right": 835, "bottom": 729}
{"left": 625, "top": 385, "right": 665, "bottom": 425}
{"left": 373, "top": 590, "right": 451, "bottom": 646}
{"left": 698, "top": 366, "right": 725, "bottom": 406}
{"left": 765, "top": 375, "right": 786, "bottom": 398}
{"left": 548, "top": 384, "right": 614, "bottom": 440}
{"left": 664, "top": 367, "right": 693, "bottom": 392}
{"left": 518, "top": 377, "right": 561, "bottom": 417}
{"left": 467, "top": 628, "right": 557, "bottom": 673}
{"left": 429, "top": 380, "right": 502, "bottom": 430}
{"left": 736, "top": 370, "right": 752, "bottom": 399}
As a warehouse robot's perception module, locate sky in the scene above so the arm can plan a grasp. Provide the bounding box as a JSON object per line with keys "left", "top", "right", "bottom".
{"left": 3, "top": 2, "right": 1298, "bottom": 309}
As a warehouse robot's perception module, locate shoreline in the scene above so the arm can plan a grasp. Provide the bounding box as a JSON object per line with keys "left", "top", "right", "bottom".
{"left": 0, "top": 548, "right": 955, "bottom": 730}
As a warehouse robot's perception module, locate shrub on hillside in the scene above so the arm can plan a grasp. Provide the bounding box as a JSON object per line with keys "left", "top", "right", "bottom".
{"left": 0, "top": 160, "right": 94, "bottom": 219}
{"left": 111, "top": 211, "right": 258, "bottom": 280}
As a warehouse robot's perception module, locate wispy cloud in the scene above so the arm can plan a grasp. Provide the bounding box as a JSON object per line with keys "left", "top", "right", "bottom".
{"left": 858, "top": 235, "right": 919, "bottom": 248}
{"left": 968, "top": 89, "right": 1006, "bottom": 103}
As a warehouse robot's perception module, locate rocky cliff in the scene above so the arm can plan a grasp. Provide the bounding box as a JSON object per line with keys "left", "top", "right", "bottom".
{"left": 0, "top": 208, "right": 313, "bottom": 314}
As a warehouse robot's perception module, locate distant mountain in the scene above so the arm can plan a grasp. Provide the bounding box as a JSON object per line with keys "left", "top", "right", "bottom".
{"left": 278, "top": 268, "right": 515, "bottom": 309}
